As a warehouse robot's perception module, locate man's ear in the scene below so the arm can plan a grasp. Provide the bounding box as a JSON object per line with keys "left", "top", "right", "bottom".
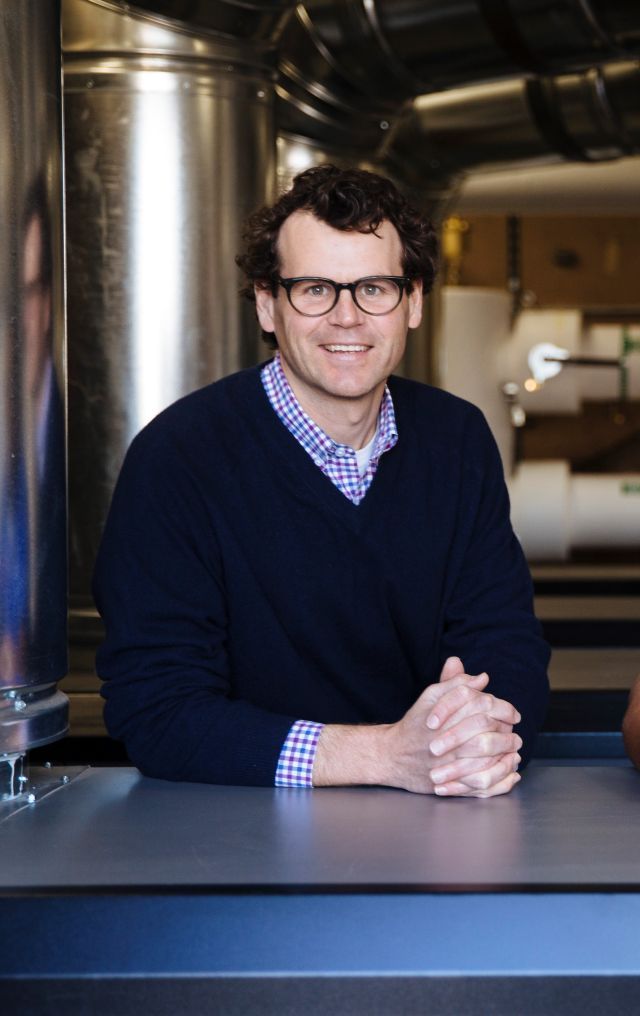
{"left": 407, "top": 280, "right": 423, "bottom": 330}
{"left": 255, "top": 285, "right": 276, "bottom": 333}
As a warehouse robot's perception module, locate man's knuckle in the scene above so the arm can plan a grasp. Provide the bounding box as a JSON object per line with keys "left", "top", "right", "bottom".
{"left": 476, "top": 733, "right": 493, "bottom": 754}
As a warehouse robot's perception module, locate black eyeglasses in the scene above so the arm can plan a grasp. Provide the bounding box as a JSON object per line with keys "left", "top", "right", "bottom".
{"left": 277, "top": 276, "right": 411, "bottom": 317}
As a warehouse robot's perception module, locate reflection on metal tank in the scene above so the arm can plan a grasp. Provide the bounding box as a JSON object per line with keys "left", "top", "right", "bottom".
{"left": 62, "top": 0, "right": 279, "bottom": 620}
{"left": 0, "top": 0, "right": 69, "bottom": 771}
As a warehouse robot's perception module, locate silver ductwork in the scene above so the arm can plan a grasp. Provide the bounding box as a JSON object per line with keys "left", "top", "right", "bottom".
{"left": 382, "top": 59, "right": 640, "bottom": 195}
{"left": 0, "top": 0, "right": 68, "bottom": 779}
{"left": 276, "top": 0, "right": 640, "bottom": 152}
{"left": 63, "top": 0, "right": 285, "bottom": 622}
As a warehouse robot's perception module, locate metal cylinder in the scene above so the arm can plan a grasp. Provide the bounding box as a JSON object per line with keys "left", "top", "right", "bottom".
{"left": 382, "top": 60, "right": 640, "bottom": 189}
{"left": 62, "top": 0, "right": 279, "bottom": 618}
{"left": 0, "top": 0, "right": 69, "bottom": 757}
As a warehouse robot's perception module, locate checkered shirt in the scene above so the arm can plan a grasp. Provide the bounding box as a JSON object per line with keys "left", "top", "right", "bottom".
{"left": 262, "top": 353, "right": 399, "bottom": 787}
{"left": 261, "top": 353, "right": 398, "bottom": 507}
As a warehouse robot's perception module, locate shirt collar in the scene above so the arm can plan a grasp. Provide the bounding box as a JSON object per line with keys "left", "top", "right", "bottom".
{"left": 261, "top": 352, "right": 398, "bottom": 465}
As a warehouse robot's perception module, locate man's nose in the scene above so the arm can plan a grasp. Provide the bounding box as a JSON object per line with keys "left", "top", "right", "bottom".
{"left": 328, "top": 287, "right": 361, "bottom": 326}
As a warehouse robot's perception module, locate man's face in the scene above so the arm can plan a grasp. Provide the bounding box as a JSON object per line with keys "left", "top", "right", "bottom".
{"left": 255, "top": 210, "right": 423, "bottom": 413}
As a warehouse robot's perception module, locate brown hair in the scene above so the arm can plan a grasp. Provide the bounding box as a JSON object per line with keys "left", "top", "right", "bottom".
{"left": 236, "top": 164, "right": 438, "bottom": 347}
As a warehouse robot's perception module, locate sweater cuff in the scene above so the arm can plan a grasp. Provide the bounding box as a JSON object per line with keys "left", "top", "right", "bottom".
{"left": 274, "top": 719, "right": 324, "bottom": 788}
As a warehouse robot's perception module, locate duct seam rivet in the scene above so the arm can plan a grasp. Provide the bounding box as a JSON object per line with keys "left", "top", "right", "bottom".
{"left": 14, "top": 699, "right": 26, "bottom": 712}
{"left": 380, "top": 120, "right": 389, "bottom": 130}
{"left": 86, "top": 80, "right": 94, "bottom": 89}
{"left": 61, "top": 775, "right": 70, "bottom": 784}
{"left": 27, "top": 793, "right": 36, "bottom": 804}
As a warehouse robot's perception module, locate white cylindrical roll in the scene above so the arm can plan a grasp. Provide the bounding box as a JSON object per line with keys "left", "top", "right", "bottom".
{"left": 571, "top": 475, "right": 640, "bottom": 548}
{"left": 508, "top": 461, "right": 571, "bottom": 560}
{"left": 439, "top": 287, "right": 514, "bottom": 472}
{"left": 581, "top": 324, "right": 640, "bottom": 402}
{"left": 510, "top": 462, "right": 640, "bottom": 559}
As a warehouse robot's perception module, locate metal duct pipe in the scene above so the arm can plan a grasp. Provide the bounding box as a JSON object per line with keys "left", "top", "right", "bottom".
{"left": 381, "top": 59, "right": 640, "bottom": 191}
{"left": 276, "top": 0, "right": 640, "bottom": 151}
{"left": 0, "top": 1, "right": 69, "bottom": 774}
{"left": 123, "top": 0, "right": 293, "bottom": 43}
{"left": 63, "top": 0, "right": 281, "bottom": 624}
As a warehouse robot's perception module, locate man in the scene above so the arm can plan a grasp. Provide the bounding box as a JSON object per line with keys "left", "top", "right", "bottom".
{"left": 94, "top": 165, "right": 549, "bottom": 796}
{"left": 623, "top": 677, "right": 640, "bottom": 768}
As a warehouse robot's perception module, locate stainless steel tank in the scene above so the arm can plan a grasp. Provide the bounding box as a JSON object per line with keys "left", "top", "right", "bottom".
{"left": 62, "top": 0, "right": 282, "bottom": 628}
{"left": 0, "top": 0, "right": 68, "bottom": 787}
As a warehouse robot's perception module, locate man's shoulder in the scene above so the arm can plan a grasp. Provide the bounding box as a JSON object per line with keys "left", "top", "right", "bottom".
{"left": 131, "top": 365, "right": 263, "bottom": 451}
{"left": 388, "top": 375, "right": 485, "bottom": 432}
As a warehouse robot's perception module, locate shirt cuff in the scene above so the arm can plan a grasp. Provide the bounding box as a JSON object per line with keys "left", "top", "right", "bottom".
{"left": 274, "top": 719, "right": 324, "bottom": 788}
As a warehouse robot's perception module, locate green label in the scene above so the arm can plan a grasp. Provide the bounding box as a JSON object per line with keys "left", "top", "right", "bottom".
{"left": 621, "top": 482, "right": 640, "bottom": 495}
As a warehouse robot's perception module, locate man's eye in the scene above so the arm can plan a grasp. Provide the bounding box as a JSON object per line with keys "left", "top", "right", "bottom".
{"left": 360, "top": 281, "right": 387, "bottom": 297}
{"left": 306, "top": 283, "right": 330, "bottom": 297}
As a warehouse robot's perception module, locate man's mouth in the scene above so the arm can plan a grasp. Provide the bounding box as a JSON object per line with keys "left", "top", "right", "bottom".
{"left": 322, "top": 344, "right": 370, "bottom": 353}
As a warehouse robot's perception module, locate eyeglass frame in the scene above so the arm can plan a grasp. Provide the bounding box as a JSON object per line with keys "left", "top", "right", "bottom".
{"left": 276, "top": 275, "right": 413, "bottom": 317}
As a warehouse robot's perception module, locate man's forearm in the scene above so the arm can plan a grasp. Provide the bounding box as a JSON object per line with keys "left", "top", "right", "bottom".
{"left": 312, "top": 723, "right": 393, "bottom": 787}
{"left": 622, "top": 677, "right": 640, "bottom": 769}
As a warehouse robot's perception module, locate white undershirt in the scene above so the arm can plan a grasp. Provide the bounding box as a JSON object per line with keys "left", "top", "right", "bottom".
{"left": 354, "top": 429, "right": 378, "bottom": 477}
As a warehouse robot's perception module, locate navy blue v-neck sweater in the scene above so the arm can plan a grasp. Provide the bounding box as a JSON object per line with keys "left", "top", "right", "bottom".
{"left": 93, "top": 366, "right": 550, "bottom": 786}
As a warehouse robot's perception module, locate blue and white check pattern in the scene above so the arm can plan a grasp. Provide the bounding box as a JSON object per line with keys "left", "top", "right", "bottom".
{"left": 262, "top": 352, "right": 399, "bottom": 787}
{"left": 274, "top": 719, "right": 324, "bottom": 787}
{"left": 261, "top": 353, "right": 398, "bottom": 506}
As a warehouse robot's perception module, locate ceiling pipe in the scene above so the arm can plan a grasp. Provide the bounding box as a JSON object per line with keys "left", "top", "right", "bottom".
{"left": 124, "top": 0, "right": 294, "bottom": 45}
{"left": 381, "top": 59, "right": 640, "bottom": 199}
{"left": 275, "top": 0, "right": 640, "bottom": 152}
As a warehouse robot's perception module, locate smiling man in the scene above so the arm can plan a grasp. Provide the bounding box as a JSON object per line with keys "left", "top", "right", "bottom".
{"left": 94, "top": 165, "right": 549, "bottom": 796}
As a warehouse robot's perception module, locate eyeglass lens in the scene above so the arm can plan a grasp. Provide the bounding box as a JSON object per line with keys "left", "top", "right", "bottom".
{"left": 287, "top": 278, "right": 403, "bottom": 316}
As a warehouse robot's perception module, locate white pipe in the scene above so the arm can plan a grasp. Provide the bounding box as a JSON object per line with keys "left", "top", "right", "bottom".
{"left": 509, "top": 461, "right": 640, "bottom": 560}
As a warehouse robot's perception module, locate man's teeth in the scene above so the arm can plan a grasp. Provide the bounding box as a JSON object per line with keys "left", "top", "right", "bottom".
{"left": 324, "top": 344, "right": 368, "bottom": 352}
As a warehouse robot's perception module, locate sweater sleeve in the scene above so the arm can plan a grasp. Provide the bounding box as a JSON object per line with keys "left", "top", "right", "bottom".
{"left": 438, "top": 408, "right": 550, "bottom": 766}
{"left": 93, "top": 425, "right": 297, "bottom": 787}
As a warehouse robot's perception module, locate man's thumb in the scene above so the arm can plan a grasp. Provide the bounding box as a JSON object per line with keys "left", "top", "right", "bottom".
{"left": 439, "top": 656, "right": 465, "bottom": 682}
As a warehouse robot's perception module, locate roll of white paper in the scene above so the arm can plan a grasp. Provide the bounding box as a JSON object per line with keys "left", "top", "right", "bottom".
{"left": 571, "top": 475, "right": 640, "bottom": 547}
{"left": 509, "top": 461, "right": 571, "bottom": 560}
{"left": 439, "top": 287, "right": 514, "bottom": 472}
{"left": 510, "top": 462, "right": 640, "bottom": 559}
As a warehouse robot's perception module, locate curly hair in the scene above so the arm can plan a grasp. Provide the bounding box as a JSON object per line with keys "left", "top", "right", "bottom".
{"left": 236, "top": 164, "right": 438, "bottom": 347}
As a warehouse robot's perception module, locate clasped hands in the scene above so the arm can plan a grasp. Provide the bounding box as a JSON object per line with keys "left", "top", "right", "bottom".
{"left": 383, "top": 656, "right": 522, "bottom": 798}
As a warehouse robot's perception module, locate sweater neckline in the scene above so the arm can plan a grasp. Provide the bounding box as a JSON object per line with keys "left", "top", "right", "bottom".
{"left": 232, "top": 365, "right": 408, "bottom": 530}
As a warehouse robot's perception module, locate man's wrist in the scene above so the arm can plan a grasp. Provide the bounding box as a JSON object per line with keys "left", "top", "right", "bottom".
{"left": 311, "top": 722, "right": 393, "bottom": 787}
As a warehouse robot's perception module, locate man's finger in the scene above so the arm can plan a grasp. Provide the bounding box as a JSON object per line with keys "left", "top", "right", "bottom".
{"left": 435, "top": 771, "right": 521, "bottom": 797}
{"left": 431, "top": 751, "right": 521, "bottom": 787}
{"left": 430, "top": 712, "right": 522, "bottom": 757}
{"left": 425, "top": 677, "right": 489, "bottom": 730}
{"left": 438, "top": 656, "right": 465, "bottom": 682}
{"left": 438, "top": 691, "right": 521, "bottom": 733}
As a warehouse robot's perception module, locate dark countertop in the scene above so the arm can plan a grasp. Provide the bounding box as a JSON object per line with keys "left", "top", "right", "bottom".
{"left": 3, "top": 764, "right": 640, "bottom": 1015}
{"left": 2, "top": 763, "right": 640, "bottom": 893}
